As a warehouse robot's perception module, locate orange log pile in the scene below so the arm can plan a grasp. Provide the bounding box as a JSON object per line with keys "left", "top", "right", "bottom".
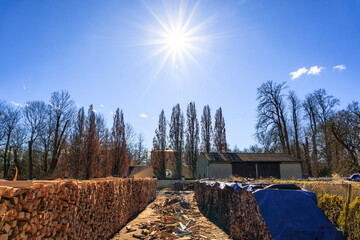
{"left": 0, "top": 178, "right": 157, "bottom": 240}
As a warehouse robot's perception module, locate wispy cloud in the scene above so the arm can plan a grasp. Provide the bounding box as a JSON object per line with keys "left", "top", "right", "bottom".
{"left": 23, "top": 84, "right": 26, "bottom": 90}
{"left": 333, "top": 64, "right": 346, "bottom": 71}
{"left": 308, "top": 66, "right": 323, "bottom": 75}
{"left": 290, "top": 67, "right": 308, "bottom": 80}
{"left": 99, "top": 104, "right": 105, "bottom": 108}
{"left": 140, "top": 113, "right": 148, "bottom": 118}
{"left": 11, "top": 101, "right": 29, "bottom": 108}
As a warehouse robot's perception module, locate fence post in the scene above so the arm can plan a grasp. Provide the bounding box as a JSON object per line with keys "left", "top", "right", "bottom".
{"left": 344, "top": 183, "right": 352, "bottom": 239}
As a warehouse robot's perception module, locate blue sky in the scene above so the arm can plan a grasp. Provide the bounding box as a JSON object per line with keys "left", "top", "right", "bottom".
{"left": 1, "top": 0, "right": 359, "bottom": 150}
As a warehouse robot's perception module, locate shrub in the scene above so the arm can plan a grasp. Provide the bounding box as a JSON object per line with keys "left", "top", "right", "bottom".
{"left": 318, "top": 194, "right": 345, "bottom": 228}
{"left": 338, "top": 197, "right": 360, "bottom": 240}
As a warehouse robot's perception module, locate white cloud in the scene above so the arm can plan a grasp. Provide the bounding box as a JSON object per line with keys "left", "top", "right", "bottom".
{"left": 23, "top": 84, "right": 26, "bottom": 90}
{"left": 99, "top": 104, "right": 105, "bottom": 108}
{"left": 140, "top": 113, "right": 148, "bottom": 118}
{"left": 11, "top": 101, "right": 29, "bottom": 108}
{"left": 333, "top": 64, "right": 346, "bottom": 71}
{"left": 308, "top": 66, "right": 323, "bottom": 75}
{"left": 92, "top": 109, "right": 97, "bottom": 113}
{"left": 11, "top": 101, "right": 22, "bottom": 107}
{"left": 290, "top": 67, "right": 308, "bottom": 80}
{"left": 110, "top": 111, "right": 115, "bottom": 115}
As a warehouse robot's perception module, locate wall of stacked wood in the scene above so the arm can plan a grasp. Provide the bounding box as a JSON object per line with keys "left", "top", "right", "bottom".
{"left": 195, "top": 182, "right": 272, "bottom": 240}
{"left": 0, "top": 178, "right": 157, "bottom": 240}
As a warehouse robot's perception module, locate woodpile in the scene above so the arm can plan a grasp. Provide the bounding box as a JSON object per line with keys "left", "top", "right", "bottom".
{"left": 195, "top": 182, "right": 272, "bottom": 240}
{"left": 0, "top": 178, "right": 157, "bottom": 240}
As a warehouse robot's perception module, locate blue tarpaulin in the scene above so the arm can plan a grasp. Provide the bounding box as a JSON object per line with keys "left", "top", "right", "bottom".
{"left": 253, "top": 189, "right": 344, "bottom": 240}
{"left": 348, "top": 173, "right": 360, "bottom": 181}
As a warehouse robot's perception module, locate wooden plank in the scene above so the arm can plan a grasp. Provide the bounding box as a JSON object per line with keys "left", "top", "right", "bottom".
{"left": 0, "top": 181, "right": 33, "bottom": 188}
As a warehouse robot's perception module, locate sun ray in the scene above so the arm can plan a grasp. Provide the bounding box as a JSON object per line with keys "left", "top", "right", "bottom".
{"left": 140, "top": 0, "right": 224, "bottom": 79}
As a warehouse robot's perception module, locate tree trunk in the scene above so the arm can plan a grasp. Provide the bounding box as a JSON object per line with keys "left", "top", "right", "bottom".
{"left": 3, "top": 132, "right": 11, "bottom": 179}
{"left": 49, "top": 120, "right": 69, "bottom": 175}
{"left": 43, "top": 146, "right": 48, "bottom": 175}
{"left": 303, "top": 137, "right": 312, "bottom": 176}
{"left": 28, "top": 141, "right": 33, "bottom": 180}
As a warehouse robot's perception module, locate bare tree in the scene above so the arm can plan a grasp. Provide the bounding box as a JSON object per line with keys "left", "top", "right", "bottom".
{"left": 10, "top": 125, "right": 27, "bottom": 179}
{"left": 0, "top": 100, "right": 6, "bottom": 143}
{"left": 23, "top": 101, "right": 48, "bottom": 179}
{"left": 302, "top": 136, "right": 312, "bottom": 176}
{"left": 313, "top": 89, "right": 339, "bottom": 169}
{"left": 39, "top": 105, "right": 54, "bottom": 176}
{"left": 288, "top": 91, "right": 302, "bottom": 160}
{"left": 201, "top": 105, "right": 212, "bottom": 153}
{"left": 125, "top": 123, "right": 136, "bottom": 165}
{"left": 303, "top": 93, "right": 319, "bottom": 176}
{"left": 134, "top": 133, "right": 148, "bottom": 165}
{"left": 68, "top": 107, "right": 85, "bottom": 178}
{"left": 48, "top": 90, "right": 75, "bottom": 175}
{"left": 169, "top": 104, "right": 184, "bottom": 179}
{"left": 256, "top": 81, "right": 291, "bottom": 154}
{"left": 331, "top": 101, "right": 360, "bottom": 171}
{"left": 213, "top": 107, "right": 227, "bottom": 152}
{"left": 185, "top": 102, "right": 199, "bottom": 178}
{"left": 2, "top": 104, "right": 21, "bottom": 178}
{"left": 152, "top": 110, "right": 167, "bottom": 178}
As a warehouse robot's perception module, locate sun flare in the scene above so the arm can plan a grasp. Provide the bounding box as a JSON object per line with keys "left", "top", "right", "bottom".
{"left": 142, "top": 1, "right": 213, "bottom": 77}
{"left": 166, "top": 30, "right": 187, "bottom": 52}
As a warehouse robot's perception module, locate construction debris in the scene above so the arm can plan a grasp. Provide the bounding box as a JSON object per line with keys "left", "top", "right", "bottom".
{"left": 112, "top": 191, "right": 231, "bottom": 240}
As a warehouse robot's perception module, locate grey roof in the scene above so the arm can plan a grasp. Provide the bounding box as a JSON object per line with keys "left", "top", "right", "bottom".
{"left": 126, "top": 165, "right": 148, "bottom": 176}
{"left": 201, "top": 152, "right": 301, "bottom": 163}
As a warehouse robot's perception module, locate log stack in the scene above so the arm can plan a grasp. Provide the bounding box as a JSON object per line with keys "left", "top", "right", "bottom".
{"left": 195, "top": 182, "right": 272, "bottom": 240}
{"left": 0, "top": 178, "right": 157, "bottom": 240}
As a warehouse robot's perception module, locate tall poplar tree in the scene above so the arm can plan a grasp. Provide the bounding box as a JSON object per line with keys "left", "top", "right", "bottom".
{"left": 213, "top": 107, "right": 227, "bottom": 152}
{"left": 111, "top": 108, "right": 128, "bottom": 177}
{"left": 201, "top": 105, "right": 212, "bottom": 153}
{"left": 169, "top": 104, "right": 184, "bottom": 179}
{"left": 185, "top": 102, "right": 199, "bottom": 178}
{"left": 152, "top": 110, "right": 167, "bottom": 178}
{"left": 84, "top": 105, "right": 100, "bottom": 179}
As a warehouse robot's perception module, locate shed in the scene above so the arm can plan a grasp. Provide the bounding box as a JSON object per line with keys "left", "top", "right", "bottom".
{"left": 196, "top": 152, "right": 302, "bottom": 179}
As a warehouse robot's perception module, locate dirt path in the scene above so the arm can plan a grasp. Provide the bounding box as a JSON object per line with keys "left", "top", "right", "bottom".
{"left": 111, "top": 191, "right": 232, "bottom": 240}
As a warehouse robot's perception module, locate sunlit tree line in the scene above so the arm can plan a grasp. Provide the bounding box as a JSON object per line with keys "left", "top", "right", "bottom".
{"left": 254, "top": 80, "right": 360, "bottom": 177}
{"left": 152, "top": 102, "right": 227, "bottom": 179}
{"left": 0, "top": 90, "right": 148, "bottom": 180}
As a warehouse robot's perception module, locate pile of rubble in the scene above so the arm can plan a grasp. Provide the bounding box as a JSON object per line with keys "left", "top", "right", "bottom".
{"left": 113, "top": 191, "right": 231, "bottom": 240}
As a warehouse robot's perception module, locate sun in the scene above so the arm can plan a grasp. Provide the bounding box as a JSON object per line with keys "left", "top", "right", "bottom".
{"left": 166, "top": 30, "right": 187, "bottom": 52}
{"left": 142, "top": 1, "right": 212, "bottom": 76}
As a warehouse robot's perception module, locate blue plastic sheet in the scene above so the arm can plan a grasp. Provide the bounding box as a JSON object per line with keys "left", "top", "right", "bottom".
{"left": 348, "top": 173, "right": 360, "bottom": 181}
{"left": 253, "top": 189, "right": 344, "bottom": 240}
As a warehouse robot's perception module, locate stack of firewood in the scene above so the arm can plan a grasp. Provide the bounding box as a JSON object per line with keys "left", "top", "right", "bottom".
{"left": 0, "top": 178, "right": 157, "bottom": 240}
{"left": 195, "top": 182, "right": 272, "bottom": 240}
